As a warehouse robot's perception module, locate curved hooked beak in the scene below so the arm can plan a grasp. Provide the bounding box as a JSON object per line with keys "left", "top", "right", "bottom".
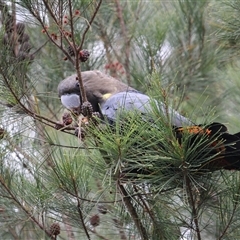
{"left": 60, "top": 94, "right": 81, "bottom": 109}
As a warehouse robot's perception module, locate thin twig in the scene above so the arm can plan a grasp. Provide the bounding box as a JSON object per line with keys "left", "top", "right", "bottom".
{"left": 42, "top": 0, "right": 59, "bottom": 25}
{"left": 0, "top": 66, "right": 57, "bottom": 126}
{"left": 186, "top": 176, "right": 202, "bottom": 240}
{"left": 58, "top": 0, "right": 63, "bottom": 49}
{"left": 68, "top": 0, "right": 84, "bottom": 104}
{"left": 95, "top": 179, "right": 127, "bottom": 239}
{"left": 72, "top": 177, "right": 91, "bottom": 240}
{"left": 63, "top": 215, "right": 76, "bottom": 240}
{"left": 0, "top": 66, "right": 79, "bottom": 137}
{"left": 11, "top": 0, "right": 18, "bottom": 57}
{"left": 0, "top": 176, "right": 55, "bottom": 239}
{"left": 28, "top": 3, "right": 75, "bottom": 65}
{"left": 59, "top": 183, "right": 174, "bottom": 205}
{"left": 118, "top": 182, "right": 148, "bottom": 240}
{"left": 79, "top": 0, "right": 102, "bottom": 50}
{"left": 133, "top": 185, "right": 155, "bottom": 222}
{"left": 115, "top": 0, "right": 131, "bottom": 85}
{"left": 8, "top": 227, "right": 20, "bottom": 240}
{"left": 217, "top": 184, "right": 240, "bottom": 240}
{"left": 112, "top": 218, "right": 127, "bottom": 240}
{"left": 75, "top": 0, "right": 103, "bottom": 103}
{"left": 88, "top": 227, "right": 109, "bottom": 240}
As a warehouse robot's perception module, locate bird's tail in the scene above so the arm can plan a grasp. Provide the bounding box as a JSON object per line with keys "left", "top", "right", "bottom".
{"left": 175, "top": 122, "right": 240, "bottom": 171}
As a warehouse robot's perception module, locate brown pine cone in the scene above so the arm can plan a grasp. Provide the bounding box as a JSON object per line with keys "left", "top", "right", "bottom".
{"left": 81, "top": 101, "right": 93, "bottom": 117}
{"left": 89, "top": 112, "right": 101, "bottom": 125}
{"left": 5, "top": 14, "right": 14, "bottom": 33}
{"left": 19, "top": 41, "right": 32, "bottom": 53}
{"left": 79, "top": 49, "right": 90, "bottom": 62}
{"left": 90, "top": 214, "right": 100, "bottom": 227}
{"left": 16, "top": 22, "right": 25, "bottom": 35}
{"left": 67, "top": 45, "right": 75, "bottom": 56}
{"left": 18, "top": 33, "right": 29, "bottom": 43}
{"left": 62, "top": 112, "right": 72, "bottom": 125}
{"left": 49, "top": 223, "right": 60, "bottom": 236}
{"left": 54, "top": 122, "right": 64, "bottom": 130}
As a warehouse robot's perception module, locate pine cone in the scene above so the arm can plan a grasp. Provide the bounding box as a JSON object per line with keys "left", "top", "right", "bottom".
{"left": 19, "top": 41, "right": 32, "bottom": 53}
{"left": 55, "top": 122, "right": 64, "bottom": 130}
{"left": 81, "top": 101, "right": 93, "bottom": 117}
{"left": 67, "top": 45, "right": 75, "bottom": 56}
{"left": 18, "top": 33, "right": 29, "bottom": 43}
{"left": 90, "top": 214, "right": 100, "bottom": 227}
{"left": 5, "top": 14, "right": 14, "bottom": 33}
{"left": 49, "top": 223, "right": 60, "bottom": 236}
{"left": 16, "top": 22, "right": 25, "bottom": 35}
{"left": 79, "top": 49, "right": 90, "bottom": 62}
{"left": 90, "top": 112, "right": 101, "bottom": 125}
{"left": 62, "top": 112, "right": 72, "bottom": 125}
{"left": 17, "top": 51, "right": 28, "bottom": 61}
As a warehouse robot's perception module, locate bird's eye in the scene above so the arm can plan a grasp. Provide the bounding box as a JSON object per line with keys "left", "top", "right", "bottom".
{"left": 75, "top": 82, "right": 80, "bottom": 88}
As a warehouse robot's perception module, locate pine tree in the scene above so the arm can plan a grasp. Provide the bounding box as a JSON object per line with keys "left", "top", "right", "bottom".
{"left": 0, "top": 0, "right": 240, "bottom": 239}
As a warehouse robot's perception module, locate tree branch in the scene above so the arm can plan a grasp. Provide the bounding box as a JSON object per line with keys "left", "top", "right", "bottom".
{"left": 115, "top": 0, "right": 131, "bottom": 85}
{"left": 118, "top": 182, "right": 148, "bottom": 240}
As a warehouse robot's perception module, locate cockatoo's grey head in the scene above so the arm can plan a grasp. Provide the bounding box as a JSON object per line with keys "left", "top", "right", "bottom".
{"left": 57, "top": 74, "right": 81, "bottom": 111}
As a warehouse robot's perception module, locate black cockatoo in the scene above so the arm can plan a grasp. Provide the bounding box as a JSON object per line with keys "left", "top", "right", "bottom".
{"left": 57, "top": 70, "right": 240, "bottom": 171}
{"left": 58, "top": 70, "right": 193, "bottom": 126}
